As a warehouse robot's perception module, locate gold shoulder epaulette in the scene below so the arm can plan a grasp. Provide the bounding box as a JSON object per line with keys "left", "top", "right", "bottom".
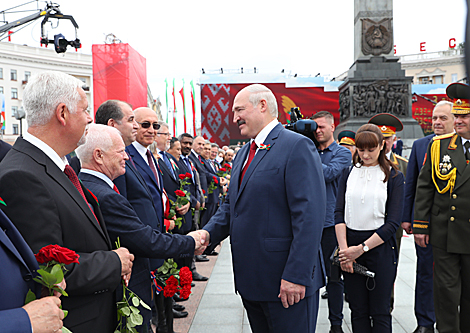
{"left": 432, "top": 132, "right": 455, "bottom": 141}
{"left": 396, "top": 155, "right": 408, "bottom": 162}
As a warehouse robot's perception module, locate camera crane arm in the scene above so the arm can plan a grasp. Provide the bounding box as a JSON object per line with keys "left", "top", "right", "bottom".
{"left": 0, "top": 2, "right": 81, "bottom": 53}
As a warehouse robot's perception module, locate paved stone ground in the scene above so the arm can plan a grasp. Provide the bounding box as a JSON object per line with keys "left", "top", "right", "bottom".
{"left": 171, "top": 234, "right": 424, "bottom": 333}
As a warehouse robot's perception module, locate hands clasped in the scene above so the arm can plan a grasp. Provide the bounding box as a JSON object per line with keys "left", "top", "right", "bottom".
{"left": 188, "top": 230, "right": 210, "bottom": 255}
{"left": 338, "top": 246, "right": 362, "bottom": 274}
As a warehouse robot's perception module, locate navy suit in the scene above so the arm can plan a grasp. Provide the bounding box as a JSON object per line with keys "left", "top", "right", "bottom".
{"left": 402, "top": 134, "right": 436, "bottom": 328}
{"left": 201, "top": 158, "right": 221, "bottom": 228}
{"left": 79, "top": 172, "right": 195, "bottom": 325}
{"left": 189, "top": 152, "right": 208, "bottom": 202}
{"left": 0, "top": 210, "right": 40, "bottom": 333}
{"left": 0, "top": 139, "right": 12, "bottom": 163}
{"left": 114, "top": 149, "right": 164, "bottom": 272}
{"left": 204, "top": 124, "right": 326, "bottom": 332}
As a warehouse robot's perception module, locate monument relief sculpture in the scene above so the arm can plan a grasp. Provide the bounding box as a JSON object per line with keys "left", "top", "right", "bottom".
{"left": 362, "top": 18, "right": 393, "bottom": 56}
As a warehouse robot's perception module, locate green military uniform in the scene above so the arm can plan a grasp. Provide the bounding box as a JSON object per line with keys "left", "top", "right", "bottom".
{"left": 413, "top": 82, "right": 470, "bottom": 333}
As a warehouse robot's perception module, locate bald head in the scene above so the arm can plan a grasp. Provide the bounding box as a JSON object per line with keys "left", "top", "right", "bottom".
{"left": 134, "top": 107, "right": 159, "bottom": 147}
{"left": 193, "top": 136, "right": 206, "bottom": 155}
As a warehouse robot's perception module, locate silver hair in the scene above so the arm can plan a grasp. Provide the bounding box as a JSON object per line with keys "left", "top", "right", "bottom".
{"left": 226, "top": 149, "right": 234, "bottom": 154}
{"left": 23, "top": 71, "right": 84, "bottom": 127}
{"left": 204, "top": 140, "right": 211, "bottom": 145}
{"left": 244, "top": 84, "right": 278, "bottom": 117}
{"left": 76, "top": 124, "right": 121, "bottom": 164}
{"left": 434, "top": 100, "right": 454, "bottom": 112}
{"left": 157, "top": 121, "right": 169, "bottom": 129}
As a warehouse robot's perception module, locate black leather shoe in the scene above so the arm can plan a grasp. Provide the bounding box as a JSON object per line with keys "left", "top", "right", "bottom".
{"left": 191, "top": 282, "right": 195, "bottom": 287}
{"left": 329, "top": 325, "right": 344, "bottom": 333}
{"left": 413, "top": 326, "right": 434, "bottom": 333}
{"left": 173, "top": 293, "right": 188, "bottom": 302}
{"left": 172, "top": 309, "right": 188, "bottom": 318}
{"left": 195, "top": 255, "right": 209, "bottom": 262}
{"left": 206, "top": 250, "right": 218, "bottom": 256}
{"left": 192, "top": 271, "right": 208, "bottom": 281}
{"left": 321, "top": 290, "right": 328, "bottom": 299}
{"left": 173, "top": 303, "right": 185, "bottom": 311}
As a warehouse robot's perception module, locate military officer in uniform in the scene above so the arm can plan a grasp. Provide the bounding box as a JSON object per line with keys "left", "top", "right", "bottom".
{"left": 413, "top": 83, "right": 470, "bottom": 333}
{"left": 337, "top": 130, "right": 356, "bottom": 158}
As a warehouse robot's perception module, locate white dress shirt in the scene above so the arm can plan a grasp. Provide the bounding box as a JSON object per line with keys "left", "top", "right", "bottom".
{"left": 23, "top": 132, "right": 68, "bottom": 171}
{"left": 344, "top": 165, "right": 387, "bottom": 231}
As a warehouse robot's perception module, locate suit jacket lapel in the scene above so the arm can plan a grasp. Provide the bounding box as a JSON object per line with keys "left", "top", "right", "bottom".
{"left": 236, "top": 124, "right": 281, "bottom": 201}
{"left": 158, "top": 156, "right": 178, "bottom": 183}
{"left": 127, "top": 145, "right": 161, "bottom": 192}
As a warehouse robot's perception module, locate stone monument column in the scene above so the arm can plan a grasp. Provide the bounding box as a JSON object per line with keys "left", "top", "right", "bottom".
{"left": 335, "top": 0, "right": 423, "bottom": 140}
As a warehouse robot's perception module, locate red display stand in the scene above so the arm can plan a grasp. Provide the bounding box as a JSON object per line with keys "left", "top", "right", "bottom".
{"left": 92, "top": 43, "right": 147, "bottom": 114}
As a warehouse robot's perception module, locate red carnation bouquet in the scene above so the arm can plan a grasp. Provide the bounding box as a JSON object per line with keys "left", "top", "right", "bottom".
{"left": 217, "top": 163, "right": 232, "bottom": 178}
{"left": 26, "top": 244, "right": 79, "bottom": 333}
{"left": 167, "top": 173, "right": 192, "bottom": 229}
{"left": 151, "top": 259, "right": 192, "bottom": 300}
{"left": 208, "top": 175, "right": 219, "bottom": 194}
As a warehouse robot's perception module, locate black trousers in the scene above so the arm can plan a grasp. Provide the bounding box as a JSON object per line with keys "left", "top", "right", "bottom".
{"left": 432, "top": 246, "right": 470, "bottom": 333}
{"left": 343, "top": 228, "right": 397, "bottom": 333}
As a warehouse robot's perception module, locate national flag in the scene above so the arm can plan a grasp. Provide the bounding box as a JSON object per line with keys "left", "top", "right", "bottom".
{"left": 179, "top": 80, "right": 187, "bottom": 133}
{"left": 172, "top": 78, "right": 177, "bottom": 135}
{"left": 190, "top": 81, "right": 197, "bottom": 135}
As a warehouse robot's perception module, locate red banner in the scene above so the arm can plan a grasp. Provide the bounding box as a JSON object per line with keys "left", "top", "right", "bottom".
{"left": 412, "top": 93, "right": 450, "bottom": 135}
{"left": 201, "top": 83, "right": 339, "bottom": 146}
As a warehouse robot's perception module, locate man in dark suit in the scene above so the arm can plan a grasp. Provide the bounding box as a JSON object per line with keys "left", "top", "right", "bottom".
{"left": 402, "top": 100, "right": 454, "bottom": 333}
{"left": 413, "top": 83, "right": 470, "bottom": 333}
{"left": 198, "top": 84, "right": 326, "bottom": 332}
{"left": 0, "top": 209, "right": 65, "bottom": 333}
{"left": 0, "top": 139, "right": 11, "bottom": 162}
{"left": 0, "top": 71, "right": 134, "bottom": 333}
{"left": 76, "top": 124, "right": 205, "bottom": 332}
{"left": 189, "top": 136, "right": 209, "bottom": 209}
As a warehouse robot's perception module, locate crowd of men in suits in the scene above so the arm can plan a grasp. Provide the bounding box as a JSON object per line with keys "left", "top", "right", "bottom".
{"left": 0, "top": 70, "right": 469, "bottom": 333}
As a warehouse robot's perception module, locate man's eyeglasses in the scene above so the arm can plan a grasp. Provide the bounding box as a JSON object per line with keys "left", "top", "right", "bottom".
{"left": 137, "top": 121, "right": 160, "bottom": 130}
{"left": 157, "top": 132, "right": 171, "bottom": 137}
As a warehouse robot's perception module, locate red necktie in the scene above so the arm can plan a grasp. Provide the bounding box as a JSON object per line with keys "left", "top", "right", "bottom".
{"left": 240, "top": 141, "right": 257, "bottom": 186}
{"left": 146, "top": 149, "right": 160, "bottom": 189}
{"left": 64, "top": 165, "right": 99, "bottom": 224}
{"left": 113, "top": 184, "right": 120, "bottom": 194}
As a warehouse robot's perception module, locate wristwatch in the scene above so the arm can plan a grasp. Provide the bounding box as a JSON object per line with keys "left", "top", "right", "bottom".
{"left": 362, "top": 242, "right": 369, "bottom": 252}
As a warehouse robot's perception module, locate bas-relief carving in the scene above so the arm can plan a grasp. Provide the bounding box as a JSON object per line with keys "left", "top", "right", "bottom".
{"left": 361, "top": 18, "right": 393, "bottom": 56}
{"left": 339, "top": 80, "right": 410, "bottom": 119}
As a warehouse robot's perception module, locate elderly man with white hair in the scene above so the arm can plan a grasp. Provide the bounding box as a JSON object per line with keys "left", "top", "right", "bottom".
{"left": 77, "top": 124, "right": 205, "bottom": 333}
{"left": 0, "top": 71, "right": 134, "bottom": 333}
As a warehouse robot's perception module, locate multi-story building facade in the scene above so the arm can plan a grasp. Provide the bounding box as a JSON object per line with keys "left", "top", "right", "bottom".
{"left": 0, "top": 42, "right": 92, "bottom": 138}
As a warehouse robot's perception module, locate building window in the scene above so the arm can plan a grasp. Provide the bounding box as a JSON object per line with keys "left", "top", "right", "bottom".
{"left": 24, "top": 71, "right": 31, "bottom": 82}
{"left": 419, "top": 77, "right": 429, "bottom": 84}
{"left": 433, "top": 75, "right": 443, "bottom": 85}
{"left": 11, "top": 106, "right": 17, "bottom": 118}
{"left": 0, "top": 68, "right": 3, "bottom": 79}
{"left": 11, "top": 88, "right": 18, "bottom": 99}
{"left": 12, "top": 124, "right": 18, "bottom": 135}
{"left": 10, "top": 69, "right": 17, "bottom": 81}
{"left": 452, "top": 74, "right": 458, "bottom": 83}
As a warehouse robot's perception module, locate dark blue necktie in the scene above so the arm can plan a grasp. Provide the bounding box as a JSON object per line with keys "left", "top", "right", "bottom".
{"left": 160, "top": 151, "right": 175, "bottom": 178}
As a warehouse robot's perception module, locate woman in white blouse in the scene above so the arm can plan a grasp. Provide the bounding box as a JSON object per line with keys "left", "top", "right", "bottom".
{"left": 335, "top": 124, "right": 405, "bottom": 333}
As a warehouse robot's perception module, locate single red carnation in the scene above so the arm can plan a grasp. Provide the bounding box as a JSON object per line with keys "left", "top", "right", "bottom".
{"left": 219, "top": 168, "right": 227, "bottom": 172}
{"left": 163, "top": 282, "right": 178, "bottom": 298}
{"left": 224, "top": 163, "right": 231, "bottom": 169}
{"left": 179, "top": 284, "right": 191, "bottom": 299}
{"left": 35, "top": 244, "right": 80, "bottom": 265}
{"left": 166, "top": 275, "right": 179, "bottom": 286}
{"left": 179, "top": 267, "right": 192, "bottom": 286}
{"left": 175, "top": 190, "right": 186, "bottom": 197}
{"left": 202, "top": 189, "right": 206, "bottom": 194}
{"left": 213, "top": 176, "right": 218, "bottom": 184}
{"left": 185, "top": 173, "right": 192, "bottom": 179}
{"left": 179, "top": 174, "right": 186, "bottom": 180}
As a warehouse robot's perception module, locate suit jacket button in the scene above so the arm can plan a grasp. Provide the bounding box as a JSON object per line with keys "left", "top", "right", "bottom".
{"left": 450, "top": 217, "right": 455, "bottom": 222}
{"left": 234, "top": 213, "right": 238, "bottom": 218}
{"left": 24, "top": 273, "right": 32, "bottom": 282}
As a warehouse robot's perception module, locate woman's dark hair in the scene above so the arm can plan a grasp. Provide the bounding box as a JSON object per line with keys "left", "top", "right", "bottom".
{"left": 353, "top": 124, "right": 398, "bottom": 182}
{"left": 169, "top": 137, "right": 179, "bottom": 150}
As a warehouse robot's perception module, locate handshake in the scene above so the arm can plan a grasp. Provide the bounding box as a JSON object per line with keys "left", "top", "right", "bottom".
{"left": 188, "top": 230, "right": 211, "bottom": 255}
